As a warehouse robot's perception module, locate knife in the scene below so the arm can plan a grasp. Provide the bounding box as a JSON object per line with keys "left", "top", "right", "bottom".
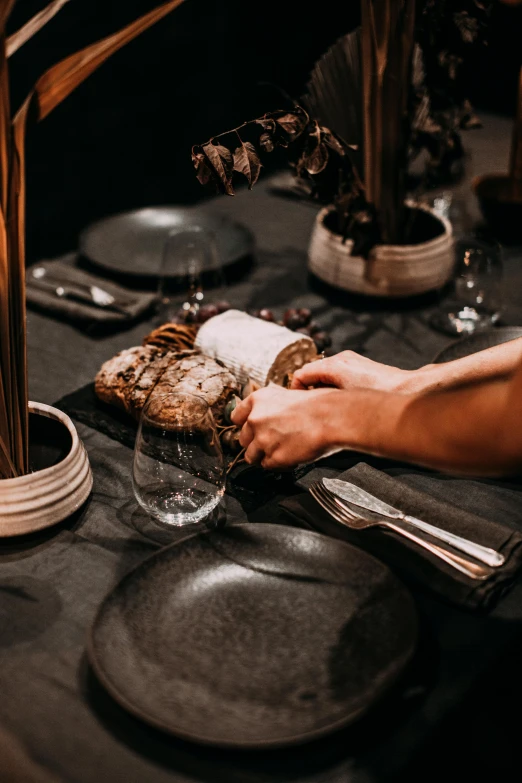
{"left": 28, "top": 274, "right": 130, "bottom": 315}
{"left": 323, "top": 478, "right": 506, "bottom": 568}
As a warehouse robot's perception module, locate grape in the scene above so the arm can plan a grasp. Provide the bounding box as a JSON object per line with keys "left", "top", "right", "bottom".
{"left": 295, "top": 327, "right": 311, "bottom": 335}
{"left": 215, "top": 300, "right": 232, "bottom": 313}
{"left": 285, "top": 313, "right": 304, "bottom": 331}
{"left": 283, "top": 308, "right": 299, "bottom": 326}
{"left": 307, "top": 320, "right": 321, "bottom": 335}
{"left": 298, "top": 308, "right": 312, "bottom": 325}
{"left": 313, "top": 331, "right": 332, "bottom": 352}
{"left": 258, "top": 308, "right": 275, "bottom": 322}
{"left": 248, "top": 308, "right": 261, "bottom": 318}
{"left": 197, "top": 303, "right": 220, "bottom": 323}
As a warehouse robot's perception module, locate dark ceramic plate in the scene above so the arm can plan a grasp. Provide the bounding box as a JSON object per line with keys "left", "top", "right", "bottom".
{"left": 433, "top": 326, "right": 522, "bottom": 364}
{"left": 79, "top": 206, "right": 255, "bottom": 279}
{"left": 88, "top": 523, "right": 417, "bottom": 748}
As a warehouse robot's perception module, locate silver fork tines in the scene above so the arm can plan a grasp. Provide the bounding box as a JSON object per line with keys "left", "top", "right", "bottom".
{"left": 309, "top": 481, "right": 494, "bottom": 581}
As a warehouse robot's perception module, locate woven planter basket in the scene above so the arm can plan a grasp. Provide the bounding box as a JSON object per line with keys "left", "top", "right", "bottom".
{"left": 0, "top": 402, "right": 92, "bottom": 536}
{"left": 308, "top": 201, "right": 454, "bottom": 297}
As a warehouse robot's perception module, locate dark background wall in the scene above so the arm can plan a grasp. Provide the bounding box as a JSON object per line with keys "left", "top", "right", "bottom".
{"left": 5, "top": 0, "right": 522, "bottom": 263}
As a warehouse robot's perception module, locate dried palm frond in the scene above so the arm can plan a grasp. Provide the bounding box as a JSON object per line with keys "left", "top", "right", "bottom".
{"left": 361, "top": 0, "right": 416, "bottom": 244}
{"left": 510, "top": 65, "right": 522, "bottom": 198}
{"left": 7, "top": 0, "right": 71, "bottom": 57}
{"left": 302, "top": 28, "right": 363, "bottom": 173}
{"left": 0, "top": 0, "right": 185, "bottom": 477}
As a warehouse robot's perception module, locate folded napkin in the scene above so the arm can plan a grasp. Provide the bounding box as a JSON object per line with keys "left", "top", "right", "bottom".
{"left": 26, "top": 255, "right": 157, "bottom": 327}
{"left": 279, "top": 462, "right": 522, "bottom": 612}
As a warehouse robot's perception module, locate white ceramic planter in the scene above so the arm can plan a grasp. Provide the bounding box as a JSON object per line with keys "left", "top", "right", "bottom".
{"left": 308, "top": 201, "right": 454, "bottom": 297}
{"left": 0, "top": 402, "right": 93, "bottom": 536}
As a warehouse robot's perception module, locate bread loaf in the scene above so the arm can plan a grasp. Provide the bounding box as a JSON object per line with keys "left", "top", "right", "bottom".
{"left": 195, "top": 309, "right": 318, "bottom": 386}
{"left": 94, "top": 345, "right": 166, "bottom": 415}
{"left": 95, "top": 346, "right": 240, "bottom": 422}
{"left": 152, "top": 354, "right": 239, "bottom": 421}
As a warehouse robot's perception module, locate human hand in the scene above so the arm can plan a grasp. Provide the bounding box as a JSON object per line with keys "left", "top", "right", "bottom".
{"left": 230, "top": 384, "right": 340, "bottom": 470}
{"left": 291, "top": 350, "right": 412, "bottom": 392}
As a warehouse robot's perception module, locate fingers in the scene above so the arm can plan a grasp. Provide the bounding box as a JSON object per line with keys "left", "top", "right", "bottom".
{"left": 244, "top": 441, "right": 265, "bottom": 465}
{"left": 238, "top": 420, "right": 254, "bottom": 449}
{"left": 231, "top": 394, "right": 254, "bottom": 427}
{"left": 291, "top": 359, "right": 339, "bottom": 390}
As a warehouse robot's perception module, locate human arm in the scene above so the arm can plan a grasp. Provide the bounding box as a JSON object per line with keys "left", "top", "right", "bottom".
{"left": 231, "top": 355, "right": 522, "bottom": 476}
{"left": 290, "top": 338, "right": 522, "bottom": 395}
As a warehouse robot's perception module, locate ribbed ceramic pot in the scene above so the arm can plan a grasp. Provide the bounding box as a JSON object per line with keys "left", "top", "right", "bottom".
{"left": 308, "top": 201, "right": 454, "bottom": 297}
{"left": 0, "top": 402, "right": 93, "bottom": 536}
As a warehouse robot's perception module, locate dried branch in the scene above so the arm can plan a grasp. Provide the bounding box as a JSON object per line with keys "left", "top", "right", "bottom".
{"left": 7, "top": 0, "right": 71, "bottom": 58}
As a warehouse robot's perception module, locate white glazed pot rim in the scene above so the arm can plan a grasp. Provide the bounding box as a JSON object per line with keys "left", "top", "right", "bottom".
{"left": 0, "top": 401, "right": 78, "bottom": 485}
{"left": 318, "top": 200, "right": 452, "bottom": 254}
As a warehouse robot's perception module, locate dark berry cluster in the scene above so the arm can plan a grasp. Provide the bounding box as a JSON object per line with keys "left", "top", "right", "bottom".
{"left": 174, "top": 300, "right": 232, "bottom": 325}
{"left": 247, "top": 307, "right": 332, "bottom": 353}
{"left": 174, "top": 302, "right": 332, "bottom": 353}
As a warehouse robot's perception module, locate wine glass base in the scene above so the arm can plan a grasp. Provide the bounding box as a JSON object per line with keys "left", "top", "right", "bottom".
{"left": 136, "top": 487, "right": 223, "bottom": 527}
{"left": 429, "top": 307, "right": 500, "bottom": 336}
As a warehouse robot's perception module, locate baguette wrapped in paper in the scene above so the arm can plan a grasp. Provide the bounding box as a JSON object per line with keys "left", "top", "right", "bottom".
{"left": 194, "top": 309, "right": 318, "bottom": 387}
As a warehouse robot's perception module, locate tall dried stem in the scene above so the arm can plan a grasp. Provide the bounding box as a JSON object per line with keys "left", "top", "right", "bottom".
{"left": 361, "top": 0, "right": 416, "bottom": 243}
{"left": 0, "top": 0, "right": 185, "bottom": 477}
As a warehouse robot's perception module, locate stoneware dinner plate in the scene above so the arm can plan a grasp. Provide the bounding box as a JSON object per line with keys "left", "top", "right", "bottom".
{"left": 432, "top": 326, "right": 522, "bottom": 364}
{"left": 79, "top": 206, "right": 255, "bottom": 279}
{"left": 88, "top": 523, "right": 418, "bottom": 748}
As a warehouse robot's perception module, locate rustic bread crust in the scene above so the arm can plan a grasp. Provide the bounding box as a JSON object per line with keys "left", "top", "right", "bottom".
{"left": 95, "top": 346, "right": 239, "bottom": 423}
{"left": 94, "top": 345, "right": 165, "bottom": 413}
{"left": 152, "top": 354, "right": 239, "bottom": 421}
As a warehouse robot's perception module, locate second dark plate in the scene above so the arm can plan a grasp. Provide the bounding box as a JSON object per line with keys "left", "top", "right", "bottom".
{"left": 433, "top": 326, "right": 522, "bottom": 363}
{"left": 79, "top": 206, "right": 255, "bottom": 279}
{"left": 88, "top": 523, "right": 417, "bottom": 748}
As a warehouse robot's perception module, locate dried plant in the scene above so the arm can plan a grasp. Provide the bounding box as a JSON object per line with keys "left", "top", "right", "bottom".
{"left": 510, "top": 65, "right": 522, "bottom": 198}
{"left": 192, "top": 0, "right": 491, "bottom": 253}
{"left": 0, "top": 0, "right": 185, "bottom": 479}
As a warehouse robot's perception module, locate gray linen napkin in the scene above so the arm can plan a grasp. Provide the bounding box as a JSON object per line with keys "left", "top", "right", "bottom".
{"left": 279, "top": 462, "right": 522, "bottom": 612}
{"left": 26, "top": 255, "right": 157, "bottom": 326}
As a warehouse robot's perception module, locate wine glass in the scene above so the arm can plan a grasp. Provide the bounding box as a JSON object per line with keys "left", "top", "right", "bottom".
{"left": 132, "top": 392, "right": 225, "bottom": 527}
{"left": 430, "top": 235, "right": 503, "bottom": 336}
{"left": 156, "top": 224, "right": 227, "bottom": 324}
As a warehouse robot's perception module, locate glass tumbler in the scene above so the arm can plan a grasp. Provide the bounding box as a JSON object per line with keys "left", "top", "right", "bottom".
{"left": 132, "top": 392, "right": 225, "bottom": 526}
{"left": 430, "top": 236, "right": 503, "bottom": 336}
{"left": 156, "top": 224, "right": 225, "bottom": 324}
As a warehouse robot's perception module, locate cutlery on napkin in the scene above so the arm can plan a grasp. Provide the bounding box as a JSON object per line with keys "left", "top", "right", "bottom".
{"left": 26, "top": 255, "right": 158, "bottom": 326}
{"left": 279, "top": 462, "right": 522, "bottom": 612}
{"left": 322, "top": 477, "right": 506, "bottom": 568}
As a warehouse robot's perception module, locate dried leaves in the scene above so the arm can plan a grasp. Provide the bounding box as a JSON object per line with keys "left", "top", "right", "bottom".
{"left": 192, "top": 102, "right": 374, "bottom": 252}
{"left": 232, "top": 139, "right": 261, "bottom": 188}
{"left": 190, "top": 0, "right": 491, "bottom": 252}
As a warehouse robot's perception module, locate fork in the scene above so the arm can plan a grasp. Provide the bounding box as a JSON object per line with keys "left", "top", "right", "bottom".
{"left": 30, "top": 267, "right": 131, "bottom": 313}
{"left": 309, "top": 481, "right": 495, "bottom": 581}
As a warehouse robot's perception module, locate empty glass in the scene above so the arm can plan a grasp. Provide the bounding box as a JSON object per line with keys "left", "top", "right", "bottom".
{"left": 430, "top": 236, "right": 503, "bottom": 335}
{"left": 156, "top": 224, "right": 226, "bottom": 324}
{"left": 132, "top": 392, "right": 225, "bottom": 527}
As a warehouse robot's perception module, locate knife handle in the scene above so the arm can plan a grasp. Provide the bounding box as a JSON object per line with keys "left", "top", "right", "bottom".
{"left": 386, "top": 520, "right": 495, "bottom": 581}
{"left": 403, "top": 514, "right": 505, "bottom": 568}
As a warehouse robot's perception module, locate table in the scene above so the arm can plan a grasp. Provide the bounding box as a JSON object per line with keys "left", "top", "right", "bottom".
{"left": 1, "top": 111, "right": 522, "bottom": 782}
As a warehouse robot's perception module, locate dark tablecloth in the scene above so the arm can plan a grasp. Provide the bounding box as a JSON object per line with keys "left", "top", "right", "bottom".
{"left": 2, "top": 112, "right": 522, "bottom": 783}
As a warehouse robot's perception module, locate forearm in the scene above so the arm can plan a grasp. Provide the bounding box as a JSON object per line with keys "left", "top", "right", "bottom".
{"left": 397, "top": 338, "right": 522, "bottom": 395}
{"left": 326, "top": 378, "right": 522, "bottom": 477}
